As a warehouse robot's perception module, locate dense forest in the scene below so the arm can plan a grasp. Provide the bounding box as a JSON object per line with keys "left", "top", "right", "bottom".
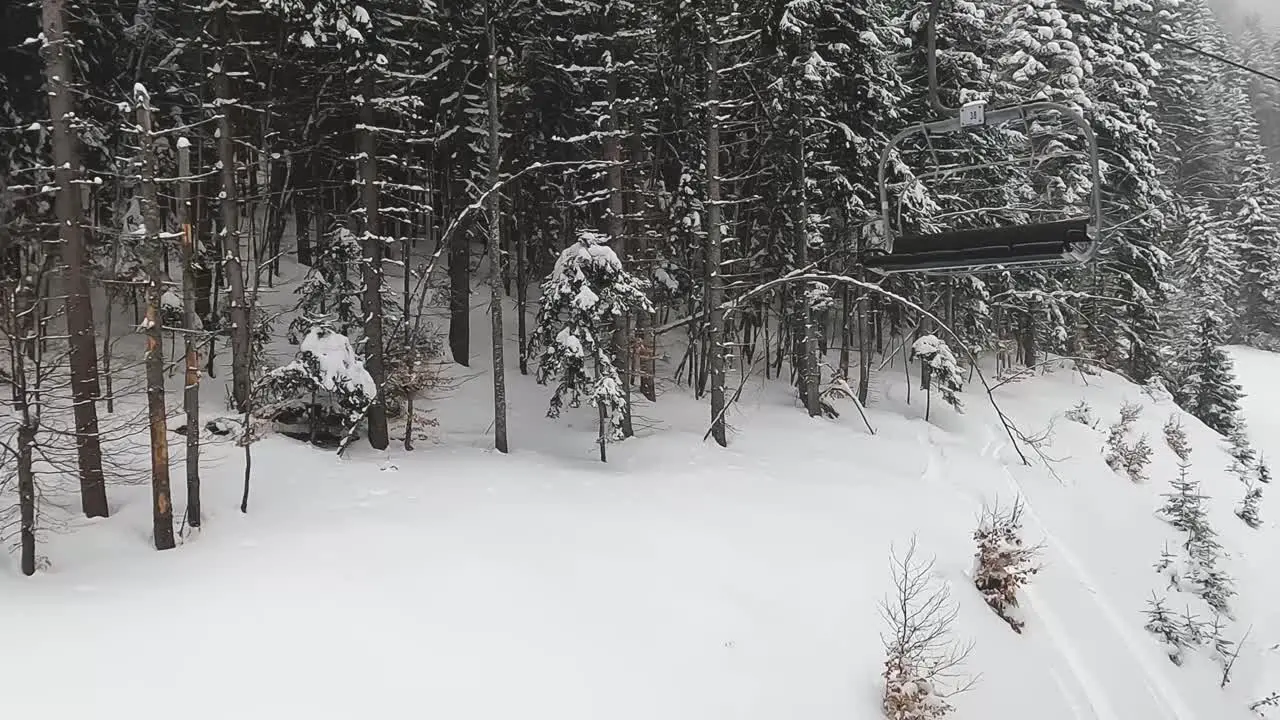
{"left": 3, "top": 0, "right": 1280, "bottom": 560}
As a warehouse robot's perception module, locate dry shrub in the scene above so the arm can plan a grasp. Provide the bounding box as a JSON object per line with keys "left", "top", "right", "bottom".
{"left": 881, "top": 537, "right": 975, "bottom": 719}
{"left": 973, "top": 499, "right": 1042, "bottom": 633}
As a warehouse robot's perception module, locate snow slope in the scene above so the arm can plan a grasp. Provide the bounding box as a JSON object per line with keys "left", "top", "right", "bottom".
{"left": 2, "top": 276, "right": 1278, "bottom": 719}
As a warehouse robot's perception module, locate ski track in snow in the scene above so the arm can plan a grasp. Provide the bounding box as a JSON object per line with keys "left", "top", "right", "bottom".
{"left": 981, "top": 426, "right": 1198, "bottom": 720}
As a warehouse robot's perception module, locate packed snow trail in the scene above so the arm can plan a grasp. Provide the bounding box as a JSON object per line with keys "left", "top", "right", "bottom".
{"left": 978, "top": 419, "right": 1200, "bottom": 720}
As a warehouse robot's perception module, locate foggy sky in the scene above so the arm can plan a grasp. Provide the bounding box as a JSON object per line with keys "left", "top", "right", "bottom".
{"left": 1210, "top": 0, "right": 1280, "bottom": 28}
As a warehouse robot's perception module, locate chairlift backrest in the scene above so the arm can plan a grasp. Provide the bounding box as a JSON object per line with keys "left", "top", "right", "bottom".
{"left": 867, "top": 0, "right": 1105, "bottom": 276}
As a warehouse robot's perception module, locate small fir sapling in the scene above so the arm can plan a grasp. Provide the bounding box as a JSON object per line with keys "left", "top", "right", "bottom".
{"left": 1228, "top": 423, "right": 1261, "bottom": 490}
{"left": 1065, "top": 400, "right": 1095, "bottom": 426}
{"left": 1144, "top": 595, "right": 1190, "bottom": 665}
{"left": 288, "top": 226, "right": 365, "bottom": 343}
{"left": 972, "top": 499, "right": 1042, "bottom": 633}
{"left": 1159, "top": 461, "right": 1203, "bottom": 533}
{"left": 1235, "top": 483, "right": 1263, "bottom": 529}
{"left": 1104, "top": 402, "right": 1151, "bottom": 482}
{"left": 910, "top": 334, "right": 965, "bottom": 419}
{"left": 1163, "top": 414, "right": 1192, "bottom": 461}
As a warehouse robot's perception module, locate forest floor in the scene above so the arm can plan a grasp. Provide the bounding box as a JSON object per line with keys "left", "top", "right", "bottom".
{"left": 1, "top": 259, "right": 1277, "bottom": 719}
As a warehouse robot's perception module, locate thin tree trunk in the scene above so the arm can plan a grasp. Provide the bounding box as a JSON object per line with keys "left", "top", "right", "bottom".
{"left": 486, "top": 6, "right": 509, "bottom": 454}
{"left": 43, "top": 0, "right": 109, "bottom": 518}
{"left": 839, "top": 285, "right": 852, "bottom": 379}
{"left": 403, "top": 231, "right": 414, "bottom": 451}
{"left": 102, "top": 289, "right": 114, "bottom": 414}
{"left": 17, "top": 419, "right": 35, "bottom": 575}
{"left": 516, "top": 198, "right": 529, "bottom": 376}
{"left": 137, "top": 91, "right": 175, "bottom": 551}
{"left": 178, "top": 139, "right": 201, "bottom": 529}
{"left": 793, "top": 116, "right": 819, "bottom": 417}
{"left": 630, "top": 123, "right": 656, "bottom": 402}
{"left": 214, "top": 23, "right": 250, "bottom": 412}
{"left": 706, "top": 33, "right": 727, "bottom": 448}
{"left": 360, "top": 73, "right": 390, "bottom": 450}
{"left": 13, "top": 282, "right": 37, "bottom": 575}
{"left": 448, "top": 164, "right": 470, "bottom": 365}
{"left": 605, "top": 65, "right": 633, "bottom": 438}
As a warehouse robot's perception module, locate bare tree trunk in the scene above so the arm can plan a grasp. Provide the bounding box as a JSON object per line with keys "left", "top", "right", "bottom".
{"left": 214, "top": 22, "right": 250, "bottom": 412}
{"left": 43, "top": 0, "right": 109, "bottom": 518}
{"left": 516, "top": 196, "right": 529, "bottom": 376}
{"left": 706, "top": 34, "right": 728, "bottom": 448}
{"left": 605, "top": 65, "right": 633, "bottom": 438}
{"left": 137, "top": 92, "right": 175, "bottom": 551}
{"left": 12, "top": 281, "right": 37, "bottom": 575}
{"left": 839, "top": 284, "right": 852, "bottom": 379}
{"left": 793, "top": 118, "right": 819, "bottom": 417}
{"left": 631, "top": 124, "right": 657, "bottom": 402}
{"left": 448, "top": 164, "right": 470, "bottom": 365}
{"left": 486, "top": 6, "right": 509, "bottom": 454}
{"left": 102, "top": 289, "right": 114, "bottom": 413}
{"left": 178, "top": 139, "right": 201, "bottom": 528}
{"left": 360, "top": 73, "right": 389, "bottom": 450}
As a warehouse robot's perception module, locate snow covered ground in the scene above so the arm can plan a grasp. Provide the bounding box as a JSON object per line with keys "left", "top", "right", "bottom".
{"left": 2, "top": 273, "right": 1278, "bottom": 718}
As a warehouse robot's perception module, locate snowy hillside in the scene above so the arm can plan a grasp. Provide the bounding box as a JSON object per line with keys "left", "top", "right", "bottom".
{"left": 3, "top": 292, "right": 1278, "bottom": 720}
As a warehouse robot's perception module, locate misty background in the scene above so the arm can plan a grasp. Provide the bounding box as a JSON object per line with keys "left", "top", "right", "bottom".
{"left": 1210, "top": 0, "right": 1280, "bottom": 32}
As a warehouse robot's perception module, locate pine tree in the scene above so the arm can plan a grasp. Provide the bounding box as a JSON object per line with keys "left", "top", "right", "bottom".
{"left": 1144, "top": 595, "right": 1190, "bottom": 665}
{"left": 532, "top": 231, "right": 653, "bottom": 461}
{"left": 1175, "top": 312, "right": 1243, "bottom": 436}
{"left": 1236, "top": 483, "right": 1263, "bottom": 529}
{"left": 1159, "top": 461, "right": 1204, "bottom": 534}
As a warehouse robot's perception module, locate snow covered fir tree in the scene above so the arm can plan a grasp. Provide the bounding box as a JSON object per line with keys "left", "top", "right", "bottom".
{"left": 4, "top": 0, "right": 1280, "bottom": 717}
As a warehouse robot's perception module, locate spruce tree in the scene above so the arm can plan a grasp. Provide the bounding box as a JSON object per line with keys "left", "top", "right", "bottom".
{"left": 532, "top": 231, "right": 653, "bottom": 460}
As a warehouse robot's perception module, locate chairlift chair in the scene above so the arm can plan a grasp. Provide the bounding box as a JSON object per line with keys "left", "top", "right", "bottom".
{"left": 865, "top": 0, "right": 1104, "bottom": 276}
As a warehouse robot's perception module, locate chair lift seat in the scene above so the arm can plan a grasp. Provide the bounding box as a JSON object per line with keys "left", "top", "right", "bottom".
{"left": 864, "top": 217, "right": 1092, "bottom": 274}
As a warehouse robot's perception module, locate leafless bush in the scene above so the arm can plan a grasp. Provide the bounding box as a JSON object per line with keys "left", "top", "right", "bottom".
{"left": 973, "top": 499, "right": 1043, "bottom": 633}
{"left": 880, "top": 537, "right": 975, "bottom": 720}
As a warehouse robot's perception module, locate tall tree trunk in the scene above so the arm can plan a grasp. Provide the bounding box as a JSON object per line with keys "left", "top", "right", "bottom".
{"left": 630, "top": 121, "right": 657, "bottom": 402}
{"left": 13, "top": 281, "right": 37, "bottom": 575}
{"left": 605, "top": 64, "right": 633, "bottom": 438}
{"left": 137, "top": 91, "right": 175, "bottom": 551}
{"left": 178, "top": 139, "right": 201, "bottom": 529}
{"left": 214, "top": 21, "right": 251, "bottom": 412}
{"left": 448, "top": 163, "right": 470, "bottom": 365}
{"left": 793, "top": 118, "right": 819, "bottom": 417}
{"left": 360, "top": 73, "right": 389, "bottom": 450}
{"left": 706, "top": 33, "right": 728, "bottom": 448}
{"left": 487, "top": 6, "right": 509, "bottom": 454}
{"left": 516, "top": 197, "right": 529, "bottom": 376}
{"left": 43, "top": 0, "right": 108, "bottom": 518}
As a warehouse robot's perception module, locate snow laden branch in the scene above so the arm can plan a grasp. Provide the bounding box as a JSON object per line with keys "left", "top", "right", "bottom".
{"left": 721, "top": 271, "right": 1030, "bottom": 465}
{"left": 391, "top": 159, "right": 623, "bottom": 343}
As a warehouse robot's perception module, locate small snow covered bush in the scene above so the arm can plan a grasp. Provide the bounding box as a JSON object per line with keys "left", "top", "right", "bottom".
{"left": 1163, "top": 415, "right": 1191, "bottom": 461}
{"left": 1065, "top": 400, "right": 1095, "bottom": 427}
{"left": 880, "top": 538, "right": 972, "bottom": 720}
{"left": 972, "top": 500, "right": 1042, "bottom": 633}
{"left": 910, "top": 334, "right": 964, "bottom": 419}
{"left": 1144, "top": 596, "right": 1191, "bottom": 666}
{"left": 1104, "top": 402, "right": 1151, "bottom": 482}
{"left": 1235, "top": 484, "right": 1263, "bottom": 529}
{"left": 257, "top": 325, "right": 377, "bottom": 449}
